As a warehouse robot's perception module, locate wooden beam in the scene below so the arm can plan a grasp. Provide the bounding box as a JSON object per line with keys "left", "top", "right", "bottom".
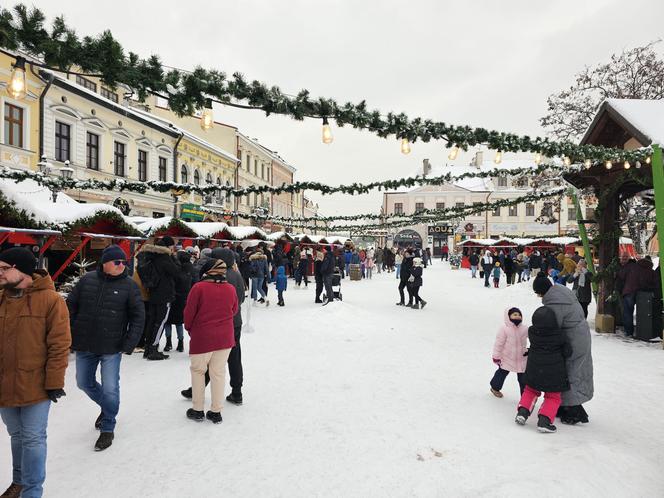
{"left": 51, "top": 236, "right": 91, "bottom": 281}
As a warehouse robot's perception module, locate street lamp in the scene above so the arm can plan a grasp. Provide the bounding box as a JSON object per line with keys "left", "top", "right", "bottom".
{"left": 38, "top": 156, "right": 73, "bottom": 202}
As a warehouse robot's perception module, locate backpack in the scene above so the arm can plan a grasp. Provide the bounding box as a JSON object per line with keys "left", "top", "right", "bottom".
{"left": 137, "top": 253, "right": 161, "bottom": 290}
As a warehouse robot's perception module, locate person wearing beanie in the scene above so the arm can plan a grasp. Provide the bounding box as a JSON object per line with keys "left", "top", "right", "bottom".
{"left": 532, "top": 273, "right": 553, "bottom": 296}
{"left": 66, "top": 245, "right": 144, "bottom": 451}
{"left": 408, "top": 257, "right": 427, "bottom": 309}
{"left": 490, "top": 307, "right": 528, "bottom": 398}
{"left": 181, "top": 247, "right": 246, "bottom": 405}
{"left": 0, "top": 247, "right": 71, "bottom": 497}
{"left": 492, "top": 261, "right": 502, "bottom": 288}
{"left": 135, "top": 239, "right": 180, "bottom": 361}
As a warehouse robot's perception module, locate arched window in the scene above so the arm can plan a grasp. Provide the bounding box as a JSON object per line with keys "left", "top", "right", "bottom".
{"left": 206, "top": 172, "right": 213, "bottom": 184}
{"left": 194, "top": 169, "right": 200, "bottom": 185}
{"left": 180, "top": 164, "right": 188, "bottom": 183}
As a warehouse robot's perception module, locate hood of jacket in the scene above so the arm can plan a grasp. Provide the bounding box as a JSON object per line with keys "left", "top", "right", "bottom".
{"left": 637, "top": 258, "right": 653, "bottom": 270}
{"left": 250, "top": 252, "right": 267, "bottom": 261}
{"left": 531, "top": 305, "right": 558, "bottom": 331}
{"left": 140, "top": 244, "right": 171, "bottom": 256}
{"left": 276, "top": 266, "right": 286, "bottom": 277}
{"left": 503, "top": 307, "right": 523, "bottom": 329}
{"left": 541, "top": 283, "right": 577, "bottom": 306}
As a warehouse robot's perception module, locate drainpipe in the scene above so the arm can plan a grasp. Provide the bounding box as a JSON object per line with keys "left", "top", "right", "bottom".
{"left": 172, "top": 130, "right": 184, "bottom": 217}
{"left": 485, "top": 191, "right": 492, "bottom": 239}
{"left": 32, "top": 68, "right": 54, "bottom": 159}
{"left": 234, "top": 134, "right": 240, "bottom": 226}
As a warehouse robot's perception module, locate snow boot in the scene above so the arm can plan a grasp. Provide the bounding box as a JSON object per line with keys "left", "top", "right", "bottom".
{"left": 258, "top": 298, "right": 265, "bottom": 304}
{"left": 164, "top": 337, "right": 173, "bottom": 352}
{"left": 490, "top": 388, "right": 503, "bottom": 398}
{"left": 2, "top": 483, "right": 22, "bottom": 497}
{"left": 181, "top": 388, "right": 192, "bottom": 399}
{"left": 265, "top": 299, "right": 270, "bottom": 307}
{"left": 186, "top": 408, "right": 205, "bottom": 422}
{"left": 396, "top": 302, "right": 404, "bottom": 306}
{"left": 412, "top": 302, "right": 420, "bottom": 309}
{"left": 226, "top": 392, "right": 243, "bottom": 405}
{"left": 94, "top": 432, "right": 114, "bottom": 451}
{"left": 146, "top": 350, "right": 169, "bottom": 361}
{"left": 315, "top": 299, "right": 323, "bottom": 303}
{"left": 176, "top": 339, "right": 184, "bottom": 352}
{"left": 537, "top": 414, "right": 557, "bottom": 433}
{"left": 95, "top": 411, "right": 103, "bottom": 430}
{"left": 420, "top": 300, "right": 427, "bottom": 309}
{"left": 515, "top": 407, "right": 530, "bottom": 425}
{"left": 206, "top": 411, "right": 223, "bottom": 424}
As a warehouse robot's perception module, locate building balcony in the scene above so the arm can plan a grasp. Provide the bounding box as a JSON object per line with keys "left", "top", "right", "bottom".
{"left": 0, "top": 143, "right": 37, "bottom": 171}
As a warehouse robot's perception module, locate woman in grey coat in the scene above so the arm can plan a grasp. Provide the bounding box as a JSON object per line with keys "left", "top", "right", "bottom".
{"left": 532, "top": 274, "right": 594, "bottom": 424}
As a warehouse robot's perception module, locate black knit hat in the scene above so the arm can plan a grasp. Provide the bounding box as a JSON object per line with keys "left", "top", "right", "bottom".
{"left": 533, "top": 274, "right": 553, "bottom": 296}
{"left": 508, "top": 307, "right": 522, "bottom": 316}
{"left": 0, "top": 247, "right": 37, "bottom": 276}
{"left": 101, "top": 245, "right": 127, "bottom": 264}
{"left": 157, "top": 235, "right": 175, "bottom": 247}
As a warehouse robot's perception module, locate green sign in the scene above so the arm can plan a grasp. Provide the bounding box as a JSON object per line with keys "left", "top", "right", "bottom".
{"left": 180, "top": 203, "right": 205, "bottom": 222}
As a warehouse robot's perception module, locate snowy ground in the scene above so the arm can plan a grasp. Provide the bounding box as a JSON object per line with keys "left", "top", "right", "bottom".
{"left": 2, "top": 262, "right": 664, "bottom": 497}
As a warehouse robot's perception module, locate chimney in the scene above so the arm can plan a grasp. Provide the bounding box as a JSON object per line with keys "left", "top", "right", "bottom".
{"left": 473, "top": 151, "right": 484, "bottom": 168}
{"left": 423, "top": 158, "right": 431, "bottom": 176}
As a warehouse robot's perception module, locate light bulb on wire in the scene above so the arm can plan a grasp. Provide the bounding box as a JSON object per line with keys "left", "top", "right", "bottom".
{"left": 534, "top": 153, "right": 542, "bottom": 165}
{"left": 564, "top": 156, "right": 571, "bottom": 166}
{"left": 605, "top": 160, "right": 613, "bottom": 170}
{"left": 624, "top": 161, "right": 631, "bottom": 170}
{"left": 448, "top": 146, "right": 459, "bottom": 161}
{"left": 199, "top": 106, "right": 214, "bottom": 130}
{"left": 7, "top": 56, "right": 26, "bottom": 100}
{"left": 636, "top": 161, "right": 642, "bottom": 169}
{"left": 584, "top": 159, "right": 592, "bottom": 169}
{"left": 400, "top": 138, "right": 411, "bottom": 155}
{"left": 322, "top": 117, "right": 333, "bottom": 144}
{"left": 646, "top": 156, "right": 652, "bottom": 164}
{"left": 494, "top": 151, "right": 503, "bottom": 164}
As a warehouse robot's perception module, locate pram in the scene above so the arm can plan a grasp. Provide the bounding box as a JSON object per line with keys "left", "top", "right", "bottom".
{"left": 323, "top": 268, "right": 343, "bottom": 301}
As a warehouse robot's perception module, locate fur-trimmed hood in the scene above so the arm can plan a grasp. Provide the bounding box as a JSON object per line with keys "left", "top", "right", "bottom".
{"left": 249, "top": 252, "right": 267, "bottom": 261}
{"left": 140, "top": 244, "right": 172, "bottom": 255}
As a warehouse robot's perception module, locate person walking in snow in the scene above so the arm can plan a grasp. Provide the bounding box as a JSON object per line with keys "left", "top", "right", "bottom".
{"left": 566, "top": 259, "right": 593, "bottom": 318}
{"left": 441, "top": 243, "right": 449, "bottom": 261}
{"left": 375, "top": 247, "right": 383, "bottom": 274}
{"left": 321, "top": 246, "right": 336, "bottom": 305}
{"left": 515, "top": 306, "right": 572, "bottom": 433}
{"left": 469, "top": 250, "right": 480, "bottom": 278}
{"left": 395, "top": 250, "right": 403, "bottom": 280}
{"left": 366, "top": 249, "right": 375, "bottom": 279}
{"left": 492, "top": 262, "right": 502, "bottom": 288}
{"left": 408, "top": 257, "right": 426, "bottom": 309}
{"left": 164, "top": 250, "right": 194, "bottom": 353}
{"left": 295, "top": 248, "right": 310, "bottom": 288}
{"left": 276, "top": 266, "right": 288, "bottom": 306}
{"left": 482, "top": 250, "right": 493, "bottom": 288}
{"left": 490, "top": 307, "right": 527, "bottom": 398}
{"left": 250, "top": 249, "right": 269, "bottom": 306}
{"left": 314, "top": 250, "right": 324, "bottom": 303}
{"left": 397, "top": 249, "right": 414, "bottom": 306}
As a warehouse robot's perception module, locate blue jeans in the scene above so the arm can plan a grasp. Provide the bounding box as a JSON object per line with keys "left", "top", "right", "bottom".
{"left": 395, "top": 263, "right": 401, "bottom": 279}
{"left": 164, "top": 323, "right": 184, "bottom": 341}
{"left": 251, "top": 277, "right": 266, "bottom": 300}
{"left": 76, "top": 352, "right": 121, "bottom": 432}
{"left": 622, "top": 292, "right": 636, "bottom": 336}
{"left": 471, "top": 265, "right": 477, "bottom": 277}
{"left": 345, "top": 262, "right": 350, "bottom": 276}
{"left": 0, "top": 400, "right": 51, "bottom": 498}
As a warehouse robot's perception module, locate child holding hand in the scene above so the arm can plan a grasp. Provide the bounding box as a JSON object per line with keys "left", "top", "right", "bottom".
{"left": 490, "top": 307, "right": 528, "bottom": 397}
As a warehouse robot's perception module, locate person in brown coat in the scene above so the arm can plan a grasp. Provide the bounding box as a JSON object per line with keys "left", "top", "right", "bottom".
{"left": 0, "top": 247, "right": 71, "bottom": 498}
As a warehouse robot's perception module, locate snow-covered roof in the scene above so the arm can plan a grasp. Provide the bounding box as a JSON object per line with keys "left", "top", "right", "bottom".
{"left": 225, "top": 226, "right": 267, "bottom": 240}
{"left": 601, "top": 99, "right": 664, "bottom": 146}
{"left": 266, "top": 231, "right": 293, "bottom": 241}
{"left": 184, "top": 222, "right": 229, "bottom": 238}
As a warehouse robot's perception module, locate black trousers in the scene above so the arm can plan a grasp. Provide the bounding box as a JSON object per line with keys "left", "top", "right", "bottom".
{"left": 315, "top": 278, "right": 323, "bottom": 301}
{"left": 145, "top": 302, "right": 170, "bottom": 353}
{"left": 411, "top": 284, "right": 422, "bottom": 304}
{"left": 580, "top": 301, "right": 589, "bottom": 318}
{"left": 483, "top": 265, "right": 491, "bottom": 287}
{"left": 490, "top": 367, "right": 525, "bottom": 394}
{"left": 136, "top": 301, "right": 149, "bottom": 348}
{"left": 203, "top": 325, "right": 243, "bottom": 392}
{"left": 398, "top": 279, "right": 413, "bottom": 304}
{"left": 323, "top": 274, "right": 334, "bottom": 301}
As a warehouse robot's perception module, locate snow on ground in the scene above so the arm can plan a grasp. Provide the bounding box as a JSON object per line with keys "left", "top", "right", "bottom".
{"left": 2, "top": 263, "right": 664, "bottom": 497}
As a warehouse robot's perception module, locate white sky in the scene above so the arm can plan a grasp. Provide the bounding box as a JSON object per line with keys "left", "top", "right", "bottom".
{"left": 40, "top": 0, "right": 664, "bottom": 217}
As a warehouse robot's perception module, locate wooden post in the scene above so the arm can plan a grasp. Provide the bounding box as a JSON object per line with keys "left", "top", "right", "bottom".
{"left": 595, "top": 185, "right": 619, "bottom": 332}
{"left": 649, "top": 144, "right": 664, "bottom": 347}
{"left": 52, "top": 236, "right": 91, "bottom": 281}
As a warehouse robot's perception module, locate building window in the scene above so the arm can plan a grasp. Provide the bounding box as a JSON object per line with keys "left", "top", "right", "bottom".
{"left": 585, "top": 207, "right": 595, "bottom": 220}
{"left": 267, "top": 168, "right": 270, "bottom": 183}
{"left": 158, "top": 157, "right": 167, "bottom": 182}
{"left": 181, "top": 165, "right": 188, "bottom": 183}
{"left": 526, "top": 203, "right": 535, "bottom": 216}
{"left": 498, "top": 176, "right": 508, "bottom": 187}
{"left": 394, "top": 203, "right": 403, "bottom": 215}
{"left": 194, "top": 169, "right": 200, "bottom": 185}
{"left": 114, "top": 141, "right": 126, "bottom": 176}
{"left": 4, "top": 103, "right": 23, "bottom": 148}
{"left": 138, "top": 150, "right": 148, "bottom": 181}
{"left": 55, "top": 121, "right": 71, "bottom": 162}
{"left": 415, "top": 202, "right": 425, "bottom": 213}
{"left": 153, "top": 212, "right": 165, "bottom": 218}
{"left": 206, "top": 172, "right": 212, "bottom": 184}
{"left": 76, "top": 75, "right": 97, "bottom": 92}
{"left": 492, "top": 206, "right": 501, "bottom": 216}
{"left": 100, "top": 87, "right": 119, "bottom": 103}
{"left": 509, "top": 205, "right": 518, "bottom": 217}
{"left": 86, "top": 132, "right": 99, "bottom": 170}
{"left": 246, "top": 153, "right": 251, "bottom": 171}
{"left": 436, "top": 202, "right": 445, "bottom": 211}
{"left": 455, "top": 202, "right": 464, "bottom": 208}
{"left": 261, "top": 163, "right": 265, "bottom": 179}
{"left": 568, "top": 207, "right": 577, "bottom": 221}
{"left": 254, "top": 159, "right": 258, "bottom": 176}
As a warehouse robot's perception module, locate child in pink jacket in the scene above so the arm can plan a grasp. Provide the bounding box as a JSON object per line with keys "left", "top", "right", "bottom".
{"left": 490, "top": 307, "right": 528, "bottom": 398}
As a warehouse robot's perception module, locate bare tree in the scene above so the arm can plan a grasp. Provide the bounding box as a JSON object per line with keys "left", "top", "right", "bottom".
{"left": 541, "top": 41, "right": 664, "bottom": 141}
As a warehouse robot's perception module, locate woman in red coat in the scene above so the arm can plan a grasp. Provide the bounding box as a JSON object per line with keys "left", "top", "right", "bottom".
{"left": 184, "top": 259, "right": 238, "bottom": 424}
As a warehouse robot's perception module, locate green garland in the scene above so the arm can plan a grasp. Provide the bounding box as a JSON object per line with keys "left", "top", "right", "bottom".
{"left": 0, "top": 3, "right": 652, "bottom": 163}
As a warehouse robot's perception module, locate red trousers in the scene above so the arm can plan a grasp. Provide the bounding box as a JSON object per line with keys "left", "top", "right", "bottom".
{"left": 518, "top": 385, "right": 561, "bottom": 423}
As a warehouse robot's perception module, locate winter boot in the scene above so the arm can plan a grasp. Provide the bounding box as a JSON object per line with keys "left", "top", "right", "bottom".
{"left": 420, "top": 300, "right": 427, "bottom": 309}
{"left": 180, "top": 388, "right": 193, "bottom": 399}
{"left": 411, "top": 302, "right": 420, "bottom": 309}
{"left": 94, "top": 432, "right": 114, "bottom": 451}
{"left": 176, "top": 339, "right": 184, "bottom": 352}
{"left": 1, "top": 483, "right": 22, "bottom": 497}
{"left": 164, "top": 337, "right": 173, "bottom": 352}
{"left": 265, "top": 299, "right": 270, "bottom": 307}
{"left": 396, "top": 302, "right": 404, "bottom": 306}
{"left": 226, "top": 392, "right": 243, "bottom": 405}
{"left": 537, "top": 414, "right": 557, "bottom": 433}
{"left": 146, "top": 350, "right": 170, "bottom": 360}
{"left": 258, "top": 298, "right": 265, "bottom": 304}
{"left": 490, "top": 388, "right": 503, "bottom": 398}
{"left": 95, "top": 411, "right": 103, "bottom": 430}
{"left": 515, "top": 406, "right": 530, "bottom": 425}
{"left": 186, "top": 408, "right": 205, "bottom": 422}
{"left": 206, "top": 411, "right": 223, "bottom": 424}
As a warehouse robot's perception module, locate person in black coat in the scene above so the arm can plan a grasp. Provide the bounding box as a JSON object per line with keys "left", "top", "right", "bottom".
{"left": 515, "top": 306, "right": 572, "bottom": 433}
{"left": 397, "top": 249, "right": 414, "bottom": 306}
{"left": 164, "top": 251, "right": 193, "bottom": 352}
{"left": 409, "top": 257, "right": 427, "bottom": 309}
{"left": 67, "top": 245, "right": 145, "bottom": 449}
{"left": 320, "top": 246, "right": 336, "bottom": 304}
{"left": 314, "top": 250, "right": 324, "bottom": 303}
{"left": 504, "top": 254, "right": 515, "bottom": 286}
{"left": 469, "top": 251, "right": 480, "bottom": 278}
{"left": 566, "top": 259, "right": 593, "bottom": 318}
{"left": 136, "top": 236, "right": 180, "bottom": 360}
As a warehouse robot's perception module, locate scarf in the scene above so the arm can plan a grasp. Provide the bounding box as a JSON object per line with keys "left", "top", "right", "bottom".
{"left": 578, "top": 267, "right": 587, "bottom": 288}
{"left": 202, "top": 259, "right": 227, "bottom": 283}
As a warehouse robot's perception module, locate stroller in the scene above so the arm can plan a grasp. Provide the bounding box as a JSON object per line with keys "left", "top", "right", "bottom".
{"left": 323, "top": 268, "right": 343, "bottom": 301}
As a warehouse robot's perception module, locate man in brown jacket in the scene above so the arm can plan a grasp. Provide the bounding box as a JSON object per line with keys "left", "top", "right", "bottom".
{"left": 0, "top": 247, "right": 71, "bottom": 498}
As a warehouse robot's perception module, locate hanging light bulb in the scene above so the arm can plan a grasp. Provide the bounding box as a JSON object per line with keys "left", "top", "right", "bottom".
{"left": 199, "top": 101, "right": 214, "bottom": 130}
{"left": 534, "top": 153, "right": 542, "bottom": 165}
{"left": 605, "top": 160, "right": 613, "bottom": 170}
{"left": 563, "top": 156, "right": 571, "bottom": 166}
{"left": 494, "top": 151, "right": 503, "bottom": 164}
{"left": 400, "top": 138, "right": 411, "bottom": 155}
{"left": 646, "top": 156, "right": 652, "bottom": 165}
{"left": 7, "top": 56, "right": 26, "bottom": 100}
{"left": 636, "top": 161, "right": 642, "bottom": 169}
{"left": 584, "top": 159, "right": 592, "bottom": 169}
{"left": 322, "top": 117, "right": 333, "bottom": 144}
{"left": 448, "top": 146, "right": 459, "bottom": 161}
{"left": 624, "top": 160, "right": 631, "bottom": 170}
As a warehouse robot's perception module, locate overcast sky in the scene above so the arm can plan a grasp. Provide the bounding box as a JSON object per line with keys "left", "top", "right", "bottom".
{"left": 40, "top": 0, "right": 664, "bottom": 218}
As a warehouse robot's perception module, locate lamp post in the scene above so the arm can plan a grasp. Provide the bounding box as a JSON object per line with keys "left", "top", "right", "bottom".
{"left": 38, "top": 156, "right": 73, "bottom": 203}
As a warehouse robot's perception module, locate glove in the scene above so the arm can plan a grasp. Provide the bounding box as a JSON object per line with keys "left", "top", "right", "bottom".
{"left": 408, "top": 276, "right": 415, "bottom": 283}
{"left": 46, "top": 389, "right": 66, "bottom": 403}
{"left": 523, "top": 349, "right": 529, "bottom": 357}
{"left": 492, "top": 358, "right": 501, "bottom": 366}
